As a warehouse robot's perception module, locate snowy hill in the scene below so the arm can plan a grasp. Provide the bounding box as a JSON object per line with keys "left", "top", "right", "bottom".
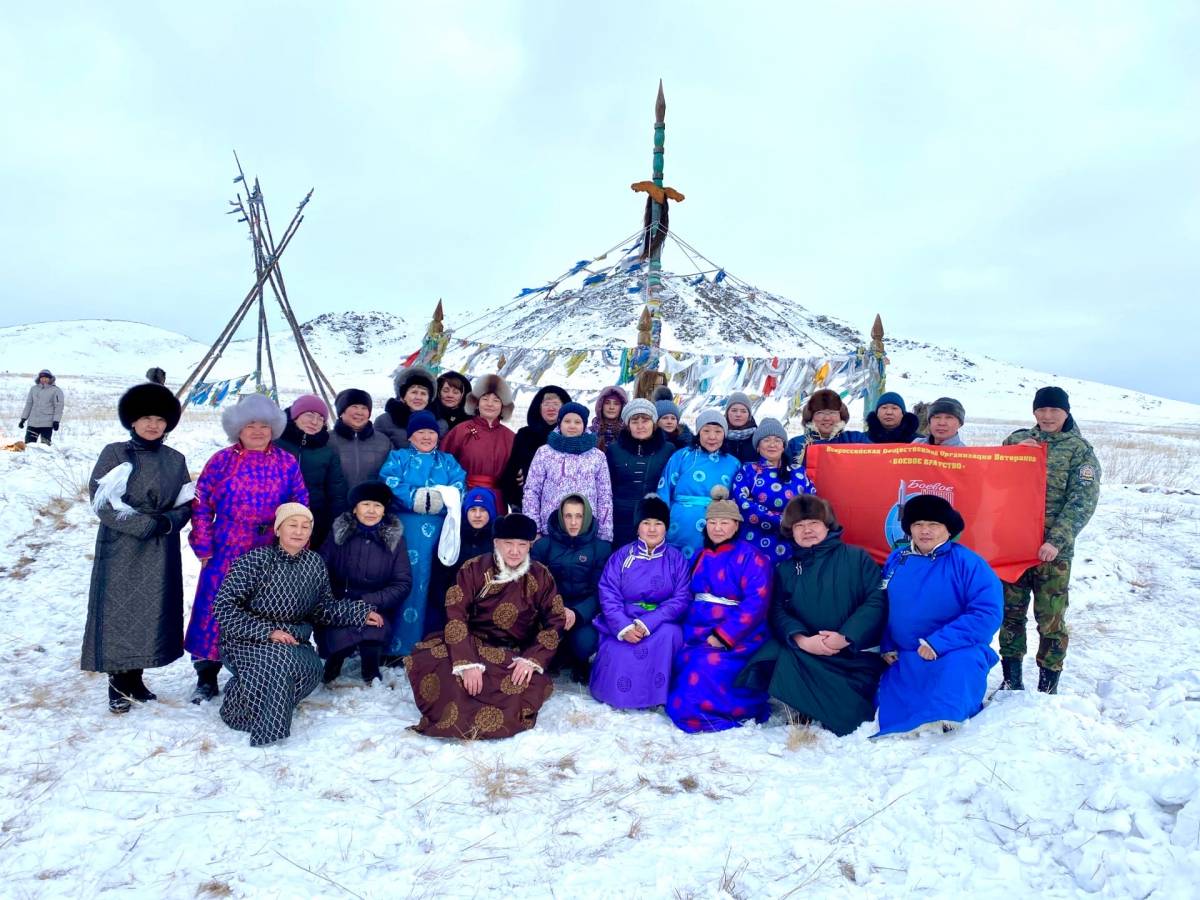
{"left": 1, "top": 310, "right": 1198, "bottom": 427}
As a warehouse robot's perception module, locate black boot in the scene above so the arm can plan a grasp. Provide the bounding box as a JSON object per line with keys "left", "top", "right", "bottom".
{"left": 999, "top": 658, "right": 1025, "bottom": 691}
{"left": 323, "top": 652, "right": 346, "bottom": 685}
{"left": 127, "top": 669, "right": 156, "bottom": 702}
{"left": 191, "top": 660, "right": 221, "bottom": 704}
{"left": 108, "top": 674, "right": 132, "bottom": 714}
{"left": 359, "top": 642, "right": 382, "bottom": 684}
{"left": 1037, "top": 667, "right": 1061, "bottom": 695}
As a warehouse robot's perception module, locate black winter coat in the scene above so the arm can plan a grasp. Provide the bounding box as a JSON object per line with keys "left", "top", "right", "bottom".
{"left": 82, "top": 438, "right": 192, "bottom": 672}
{"left": 499, "top": 385, "right": 570, "bottom": 508}
{"left": 866, "top": 411, "right": 921, "bottom": 444}
{"left": 275, "top": 415, "right": 349, "bottom": 550}
{"left": 605, "top": 428, "right": 676, "bottom": 548}
{"left": 723, "top": 428, "right": 761, "bottom": 464}
{"left": 531, "top": 514, "right": 611, "bottom": 615}
{"left": 316, "top": 513, "right": 412, "bottom": 656}
{"left": 662, "top": 423, "right": 694, "bottom": 450}
{"left": 330, "top": 420, "right": 393, "bottom": 489}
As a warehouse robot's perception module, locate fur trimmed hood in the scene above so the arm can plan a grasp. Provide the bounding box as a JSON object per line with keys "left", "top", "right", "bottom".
{"left": 330, "top": 511, "right": 405, "bottom": 552}
{"left": 392, "top": 365, "right": 437, "bottom": 401}
{"left": 221, "top": 393, "right": 287, "bottom": 443}
{"left": 464, "top": 373, "right": 515, "bottom": 421}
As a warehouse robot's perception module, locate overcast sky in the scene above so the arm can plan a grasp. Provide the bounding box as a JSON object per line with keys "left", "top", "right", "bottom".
{"left": 2, "top": 2, "right": 1197, "bottom": 402}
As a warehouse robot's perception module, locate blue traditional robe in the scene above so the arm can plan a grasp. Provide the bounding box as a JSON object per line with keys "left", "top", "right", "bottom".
{"left": 379, "top": 448, "right": 467, "bottom": 655}
{"left": 657, "top": 447, "right": 739, "bottom": 558}
{"left": 731, "top": 460, "right": 816, "bottom": 561}
{"left": 875, "top": 541, "right": 1003, "bottom": 736}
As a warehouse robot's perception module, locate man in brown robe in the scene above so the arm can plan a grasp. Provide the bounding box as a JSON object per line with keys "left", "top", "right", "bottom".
{"left": 407, "top": 513, "right": 567, "bottom": 739}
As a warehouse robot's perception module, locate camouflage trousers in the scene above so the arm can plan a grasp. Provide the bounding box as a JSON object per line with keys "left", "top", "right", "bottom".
{"left": 1000, "top": 559, "right": 1071, "bottom": 671}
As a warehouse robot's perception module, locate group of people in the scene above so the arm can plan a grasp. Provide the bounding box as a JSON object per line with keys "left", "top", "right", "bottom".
{"left": 80, "top": 367, "right": 1100, "bottom": 747}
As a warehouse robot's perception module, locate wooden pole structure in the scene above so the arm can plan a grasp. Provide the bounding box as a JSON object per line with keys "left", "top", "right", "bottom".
{"left": 646, "top": 79, "right": 667, "bottom": 348}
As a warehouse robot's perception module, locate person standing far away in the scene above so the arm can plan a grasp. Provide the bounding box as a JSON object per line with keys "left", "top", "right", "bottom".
{"left": 20, "top": 369, "right": 64, "bottom": 445}
{"left": 999, "top": 387, "right": 1101, "bottom": 695}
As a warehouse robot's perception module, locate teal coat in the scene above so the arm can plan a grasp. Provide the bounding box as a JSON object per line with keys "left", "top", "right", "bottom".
{"left": 737, "top": 529, "right": 886, "bottom": 736}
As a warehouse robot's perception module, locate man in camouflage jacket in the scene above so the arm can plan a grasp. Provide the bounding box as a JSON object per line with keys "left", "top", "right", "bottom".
{"left": 1000, "top": 386, "right": 1100, "bottom": 694}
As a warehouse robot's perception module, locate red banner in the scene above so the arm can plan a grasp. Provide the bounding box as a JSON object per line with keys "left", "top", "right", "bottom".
{"left": 806, "top": 443, "right": 1047, "bottom": 582}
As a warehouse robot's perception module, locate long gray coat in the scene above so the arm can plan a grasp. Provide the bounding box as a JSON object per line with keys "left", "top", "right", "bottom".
{"left": 81, "top": 440, "right": 192, "bottom": 672}
{"left": 22, "top": 379, "right": 65, "bottom": 427}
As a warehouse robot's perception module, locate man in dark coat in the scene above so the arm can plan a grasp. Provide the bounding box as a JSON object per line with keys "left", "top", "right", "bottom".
{"left": 83, "top": 383, "right": 192, "bottom": 712}
{"left": 499, "top": 384, "right": 570, "bottom": 512}
{"left": 866, "top": 392, "right": 921, "bottom": 444}
{"left": 531, "top": 494, "right": 612, "bottom": 681}
{"left": 275, "top": 395, "right": 349, "bottom": 551}
{"left": 738, "top": 495, "right": 886, "bottom": 736}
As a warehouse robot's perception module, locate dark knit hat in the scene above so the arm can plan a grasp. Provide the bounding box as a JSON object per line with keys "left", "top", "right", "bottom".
{"left": 494, "top": 513, "right": 538, "bottom": 542}
{"left": 802, "top": 389, "right": 849, "bottom": 424}
{"left": 901, "top": 494, "right": 965, "bottom": 538}
{"left": 875, "top": 391, "right": 906, "bottom": 413}
{"left": 1033, "top": 386, "right": 1070, "bottom": 413}
{"left": 655, "top": 399, "right": 681, "bottom": 420}
{"left": 557, "top": 401, "right": 591, "bottom": 428}
{"left": 927, "top": 396, "right": 966, "bottom": 425}
{"left": 407, "top": 410, "right": 440, "bottom": 436}
{"left": 145, "top": 367, "right": 167, "bottom": 385}
{"left": 781, "top": 495, "right": 838, "bottom": 531}
{"left": 651, "top": 385, "right": 674, "bottom": 403}
{"left": 335, "top": 388, "right": 373, "bottom": 416}
{"left": 118, "top": 383, "right": 182, "bottom": 432}
{"left": 348, "top": 480, "right": 394, "bottom": 509}
{"left": 636, "top": 493, "right": 671, "bottom": 527}
{"left": 463, "top": 487, "right": 497, "bottom": 520}
{"left": 752, "top": 418, "right": 788, "bottom": 449}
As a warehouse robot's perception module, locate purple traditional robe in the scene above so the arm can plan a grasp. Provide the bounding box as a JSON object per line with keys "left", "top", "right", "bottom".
{"left": 667, "top": 540, "right": 772, "bottom": 732}
{"left": 186, "top": 444, "right": 308, "bottom": 660}
{"left": 589, "top": 540, "right": 691, "bottom": 709}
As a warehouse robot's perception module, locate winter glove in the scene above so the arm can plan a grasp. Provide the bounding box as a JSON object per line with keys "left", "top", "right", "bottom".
{"left": 52, "top": 421, "right": 60, "bottom": 432}
{"left": 412, "top": 488, "right": 444, "bottom": 515}
{"left": 151, "top": 515, "right": 173, "bottom": 537}
{"left": 18, "top": 419, "right": 25, "bottom": 429}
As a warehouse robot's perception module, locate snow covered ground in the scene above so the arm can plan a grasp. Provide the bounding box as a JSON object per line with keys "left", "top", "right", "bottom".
{"left": 1, "top": 370, "right": 1199, "bottom": 898}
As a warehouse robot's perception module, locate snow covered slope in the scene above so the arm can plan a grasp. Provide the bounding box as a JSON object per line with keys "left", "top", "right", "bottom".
{"left": 1, "top": 309, "right": 1197, "bottom": 426}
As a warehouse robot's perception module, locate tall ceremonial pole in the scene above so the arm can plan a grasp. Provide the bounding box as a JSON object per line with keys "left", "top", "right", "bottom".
{"left": 646, "top": 79, "right": 667, "bottom": 348}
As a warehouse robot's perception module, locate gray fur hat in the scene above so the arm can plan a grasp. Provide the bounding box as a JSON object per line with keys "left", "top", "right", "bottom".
{"left": 752, "top": 417, "right": 788, "bottom": 448}
{"left": 927, "top": 396, "right": 966, "bottom": 425}
{"left": 695, "top": 409, "right": 727, "bottom": 433}
{"left": 621, "top": 398, "right": 659, "bottom": 425}
{"left": 221, "top": 393, "right": 286, "bottom": 443}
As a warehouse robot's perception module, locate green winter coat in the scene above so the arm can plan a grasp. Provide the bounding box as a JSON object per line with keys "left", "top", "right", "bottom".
{"left": 1003, "top": 420, "right": 1100, "bottom": 561}
{"left": 737, "top": 529, "right": 886, "bottom": 736}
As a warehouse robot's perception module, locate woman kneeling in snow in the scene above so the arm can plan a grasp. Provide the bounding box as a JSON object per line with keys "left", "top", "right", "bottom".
{"left": 406, "top": 514, "right": 567, "bottom": 740}
{"left": 214, "top": 504, "right": 382, "bottom": 746}
{"left": 737, "top": 495, "right": 886, "bottom": 736}
{"left": 667, "top": 487, "right": 772, "bottom": 733}
{"left": 875, "top": 495, "right": 1003, "bottom": 737}
{"left": 590, "top": 495, "right": 691, "bottom": 709}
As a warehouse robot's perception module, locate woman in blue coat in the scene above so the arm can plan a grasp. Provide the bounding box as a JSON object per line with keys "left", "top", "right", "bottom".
{"left": 876, "top": 494, "right": 1003, "bottom": 737}
{"left": 378, "top": 411, "right": 467, "bottom": 657}
{"left": 657, "top": 409, "right": 740, "bottom": 559}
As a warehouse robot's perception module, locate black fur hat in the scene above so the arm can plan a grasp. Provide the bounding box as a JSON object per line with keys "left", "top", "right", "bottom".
{"left": 636, "top": 493, "right": 671, "bottom": 527}
{"left": 335, "top": 388, "right": 373, "bottom": 416}
{"left": 118, "top": 383, "right": 182, "bottom": 432}
{"left": 901, "top": 494, "right": 965, "bottom": 538}
{"left": 494, "top": 513, "right": 538, "bottom": 542}
{"left": 348, "top": 480, "right": 394, "bottom": 509}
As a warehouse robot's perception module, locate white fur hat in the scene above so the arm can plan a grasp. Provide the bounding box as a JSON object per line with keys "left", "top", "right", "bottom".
{"left": 221, "top": 393, "right": 287, "bottom": 443}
